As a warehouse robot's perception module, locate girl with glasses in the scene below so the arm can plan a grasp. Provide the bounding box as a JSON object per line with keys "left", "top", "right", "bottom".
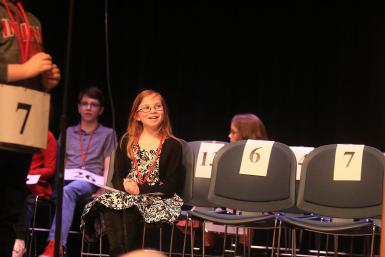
{"left": 81, "top": 89, "right": 185, "bottom": 257}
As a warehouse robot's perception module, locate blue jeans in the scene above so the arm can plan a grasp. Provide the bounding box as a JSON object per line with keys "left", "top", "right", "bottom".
{"left": 48, "top": 180, "right": 98, "bottom": 246}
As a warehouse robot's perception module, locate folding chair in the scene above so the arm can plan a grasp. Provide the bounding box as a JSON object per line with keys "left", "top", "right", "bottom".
{"left": 188, "top": 139, "right": 297, "bottom": 257}
{"left": 142, "top": 138, "right": 194, "bottom": 256}
{"left": 177, "top": 140, "right": 227, "bottom": 257}
{"left": 278, "top": 144, "right": 384, "bottom": 257}
{"left": 27, "top": 195, "right": 54, "bottom": 257}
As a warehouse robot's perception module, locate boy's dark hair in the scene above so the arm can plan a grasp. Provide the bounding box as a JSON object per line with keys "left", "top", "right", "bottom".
{"left": 78, "top": 86, "right": 105, "bottom": 107}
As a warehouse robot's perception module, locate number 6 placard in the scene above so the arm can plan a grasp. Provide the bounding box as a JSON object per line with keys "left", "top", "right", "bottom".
{"left": 0, "top": 84, "right": 50, "bottom": 152}
{"left": 239, "top": 140, "right": 274, "bottom": 176}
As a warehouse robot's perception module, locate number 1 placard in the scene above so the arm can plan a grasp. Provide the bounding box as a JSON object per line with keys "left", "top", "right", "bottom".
{"left": 195, "top": 142, "right": 225, "bottom": 178}
{"left": 0, "top": 84, "right": 50, "bottom": 151}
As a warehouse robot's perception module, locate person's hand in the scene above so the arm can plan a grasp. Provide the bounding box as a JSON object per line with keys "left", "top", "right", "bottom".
{"left": 92, "top": 188, "right": 105, "bottom": 198}
{"left": 23, "top": 52, "right": 53, "bottom": 78}
{"left": 12, "top": 239, "right": 25, "bottom": 257}
{"left": 123, "top": 178, "right": 139, "bottom": 195}
{"left": 42, "top": 63, "right": 61, "bottom": 91}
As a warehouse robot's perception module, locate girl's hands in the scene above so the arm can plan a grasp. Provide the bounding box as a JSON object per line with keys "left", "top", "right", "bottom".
{"left": 123, "top": 178, "right": 139, "bottom": 195}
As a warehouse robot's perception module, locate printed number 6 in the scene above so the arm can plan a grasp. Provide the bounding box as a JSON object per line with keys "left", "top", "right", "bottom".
{"left": 249, "top": 147, "right": 262, "bottom": 163}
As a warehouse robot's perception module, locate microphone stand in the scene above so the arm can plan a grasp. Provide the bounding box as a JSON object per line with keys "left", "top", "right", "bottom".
{"left": 54, "top": 0, "right": 74, "bottom": 256}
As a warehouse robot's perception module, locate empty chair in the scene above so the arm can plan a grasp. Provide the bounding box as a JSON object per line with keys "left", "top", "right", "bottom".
{"left": 278, "top": 144, "right": 384, "bottom": 257}
{"left": 188, "top": 139, "right": 297, "bottom": 257}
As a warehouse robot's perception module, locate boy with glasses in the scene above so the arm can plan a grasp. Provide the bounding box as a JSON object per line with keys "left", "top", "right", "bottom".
{"left": 39, "top": 87, "right": 117, "bottom": 257}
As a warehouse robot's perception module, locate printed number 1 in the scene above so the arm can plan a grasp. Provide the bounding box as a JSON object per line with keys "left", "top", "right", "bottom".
{"left": 201, "top": 152, "right": 216, "bottom": 166}
{"left": 16, "top": 103, "right": 31, "bottom": 134}
{"left": 344, "top": 151, "right": 355, "bottom": 168}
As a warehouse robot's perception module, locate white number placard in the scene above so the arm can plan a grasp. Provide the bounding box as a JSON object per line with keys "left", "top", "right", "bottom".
{"left": 240, "top": 140, "right": 274, "bottom": 176}
{"left": 0, "top": 84, "right": 50, "bottom": 151}
{"left": 65, "top": 168, "right": 104, "bottom": 187}
{"left": 333, "top": 144, "right": 364, "bottom": 181}
{"left": 290, "top": 146, "right": 314, "bottom": 180}
{"left": 26, "top": 174, "right": 40, "bottom": 185}
{"left": 195, "top": 142, "right": 225, "bottom": 178}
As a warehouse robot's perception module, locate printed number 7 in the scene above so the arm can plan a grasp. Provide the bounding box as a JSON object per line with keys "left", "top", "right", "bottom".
{"left": 344, "top": 151, "right": 355, "bottom": 168}
{"left": 16, "top": 103, "right": 31, "bottom": 134}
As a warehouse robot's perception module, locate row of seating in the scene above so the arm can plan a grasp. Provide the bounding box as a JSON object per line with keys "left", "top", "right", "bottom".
{"left": 178, "top": 140, "right": 384, "bottom": 257}
{"left": 33, "top": 139, "right": 384, "bottom": 257}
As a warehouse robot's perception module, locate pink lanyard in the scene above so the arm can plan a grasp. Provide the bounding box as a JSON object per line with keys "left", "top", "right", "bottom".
{"left": 2, "top": 0, "right": 31, "bottom": 63}
{"left": 133, "top": 136, "right": 164, "bottom": 185}
{"left": 79, "top": 126, "right": 96, "bottom": 170}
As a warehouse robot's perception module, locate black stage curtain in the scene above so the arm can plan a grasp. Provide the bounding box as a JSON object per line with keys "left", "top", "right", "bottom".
{"left": 30, "top": 1, "right": 385, "bottom": 149}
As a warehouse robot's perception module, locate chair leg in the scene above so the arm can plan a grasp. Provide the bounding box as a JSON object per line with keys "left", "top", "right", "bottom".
{"left": 81, "top": 229, "right": 85, "bottom": 257}
{"left": 222, "top": 225, "right": 228, "bottom": 257}
{"left": 190, "top": 220, "right": 194, "bottom": 257}
{"left": 298, "top": 229, "right": 304, "bottom": 253}
{"left": 28, "top": 196, "right": 39, "bottom": 257}
{"left": 234, "top": 226, "right": 239, "bottom": 257}
{"left": 316, "top": 234, "right": 321, "bottom": 257}
{"left": 99, "top": 230, "right": 103, "bottom": 256}
{"left": 292, "top": 229, "right": 297, "bottom": 257}
{"left": 247, "top": 228, "right": 252, "bottom": 257}
{"left": 182, "top": 219, "right": 188, "bottom": 257}
{"left": 270, "top": 219, "right": 277, "bottom": 257}
{"left": 142, "top": 223, "right": 146, "bottom": 248}
{"left": 333, "top": 235, "right": 338, "bottom": 257}
{"left": 370, "top": 225, "right": 375, "bottom": 257}
{"left": 159, "top": 226, "right": 163, "bottom": 252}
{"left": 169, "top": 224, "right": 174, "bottom": 257}
{"left": 275, "top": 220, "right": 282, "bottom": 257}
{"left": 201, "top": 222, "right": 205, "bottom": 257}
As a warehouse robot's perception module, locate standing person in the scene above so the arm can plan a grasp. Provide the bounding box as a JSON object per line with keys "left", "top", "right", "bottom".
{"left": 12, "top": 131, "right": 57, "bottom": 257}
{"left": 0, "top": 0, "right": 60, "bottom": 255}
{"left": 39, "top": 87, "right": 117, "bottom": 257}
{"left": 81, "top": 89, "right": 185, "bottom": 257}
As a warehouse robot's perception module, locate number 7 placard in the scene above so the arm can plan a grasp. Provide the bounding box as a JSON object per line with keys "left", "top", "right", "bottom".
{"left": 0, "top": 84, "right": 50, "bottom": 152}
{"left": 333, "top": 144, "right": 364, "bottom": 181}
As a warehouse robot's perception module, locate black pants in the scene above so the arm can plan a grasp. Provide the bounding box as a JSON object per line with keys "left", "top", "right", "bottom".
{"left": 103, "top": 207, "right": 143, "bottom": 257}
{"left": 0, "top": 149, "right": 31, "bottom": 257}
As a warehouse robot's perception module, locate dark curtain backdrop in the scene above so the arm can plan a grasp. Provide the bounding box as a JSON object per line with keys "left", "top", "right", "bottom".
{"left": 29, "top": 1, "right": 385, "bottom": 149}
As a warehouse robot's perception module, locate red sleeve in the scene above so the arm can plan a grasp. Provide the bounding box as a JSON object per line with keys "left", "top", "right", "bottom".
{"left": 29, "top": 131, "right": 57, "bottom": 180}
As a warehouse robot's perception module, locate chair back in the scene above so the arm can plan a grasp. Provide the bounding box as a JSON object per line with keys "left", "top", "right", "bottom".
{"left": 185, "top": 140, "right": 227, "bottom": 207}
{"left": 176, "top": 138, "right": 194, "bottom": 202}
{"left": 208, "top": 140, "right": 297, "bottom": 212}
{"left": 285, "top": 146, "right": 315, "bottom": 214}
{"left": 297, "top": 144, "right": 384, "bottom": 219}
{"left": 105, "top": 149, "right": 116, "bottom": 188}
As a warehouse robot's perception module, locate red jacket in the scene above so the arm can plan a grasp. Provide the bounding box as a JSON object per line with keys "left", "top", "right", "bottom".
{"left": 27, "top": 131, "right": 57, "bottom": 199}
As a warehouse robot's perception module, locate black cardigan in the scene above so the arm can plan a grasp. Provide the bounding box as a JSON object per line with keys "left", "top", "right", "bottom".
{"left": 111, "top": 137, "right": 185, "bottom": 198}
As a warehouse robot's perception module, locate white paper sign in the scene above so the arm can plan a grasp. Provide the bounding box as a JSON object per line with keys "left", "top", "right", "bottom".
{"left": 240, "top": 140, "right": 274, "bottom": 176}
{"left": 65, "top": 168, "right": 104, "bottom": 186}
{"left": 290, "top": 146, "right": 314, "bottom": 180}
{"left": 26, "top": 174, "right": 40, "bottom": 185}
{"left": 195, "top": 142, "right": 225, "bottom": 178}
{"left": 0, "top": 84, "right": 50, "bottom": 150}
{"left": 333, "top": 144, "right": 364, "bottom": 181}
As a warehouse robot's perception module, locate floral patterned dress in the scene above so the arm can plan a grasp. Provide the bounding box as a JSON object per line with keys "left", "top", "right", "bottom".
{"left": 80, "top": 145, "right": 183, "bottom": 239}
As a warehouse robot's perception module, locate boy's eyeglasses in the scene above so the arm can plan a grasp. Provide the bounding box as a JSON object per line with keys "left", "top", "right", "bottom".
{"left": 79, "top": 102, "right": 101, "bottom": 108}
{"left": 137, "top": 104, "right": 163, "bottom": 113}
